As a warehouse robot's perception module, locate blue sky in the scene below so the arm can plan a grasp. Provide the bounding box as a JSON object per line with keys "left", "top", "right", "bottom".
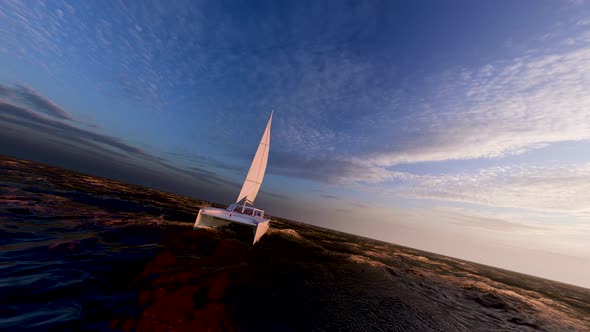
{"left": 1, "top": 0, "right": 590, "bottom": 287}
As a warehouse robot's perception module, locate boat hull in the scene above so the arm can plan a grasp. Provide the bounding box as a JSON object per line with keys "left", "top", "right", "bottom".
{"left": 194, "top": 207, "right": 270, "bottom": 244}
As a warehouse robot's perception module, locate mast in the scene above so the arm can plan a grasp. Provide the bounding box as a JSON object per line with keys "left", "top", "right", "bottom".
{"left": 236, "top": 112, "right": 272, "bottom": 205}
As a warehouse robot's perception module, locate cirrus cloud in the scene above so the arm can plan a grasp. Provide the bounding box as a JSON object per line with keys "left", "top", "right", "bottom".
{"left": 0, "top": 84, "right": 73, "bottom": 120}
{"left": 396, "top": 163, "right": 590, "bottom": 214}
{"left": 360, "top": 42, "right": 590, "bottom": 167}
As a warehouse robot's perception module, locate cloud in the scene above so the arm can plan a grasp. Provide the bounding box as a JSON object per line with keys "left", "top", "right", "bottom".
{"left": 268, "top": 151, "right": 409, "bottom": 184}
{"left": 0, "top": 84, "right": 73, "bottom": 120}
{"left": 0, "top": 83, "right": 294, "bottom": 205}
{"left": 4, "top": 1, "right": 588, "bottom": 165}
{"left": 0, "top": 87, "right": 238, "bottom": 202}
{"left": 17, "top": 84, "right": 72, "bottom": 120}
{"left": 167, "top": 151, "right": 244, "bottom": 174}
{"left": 262, "top": 30, "right": 590, "bottom": 186}
{"left": 567, "top": 0, "right": 586, "bottom": 6}
{"left": 4, "top": 0, "right": 589, "bottom": 204}
{"left": 396, "top": 163, "right": 590, "bottom": 214}
{"left": 422, "top": 206, "right": 590, "bottom": 261}
{"left": 249, "top": 47, "right": 396, "bottom": 156}
{"left": 434, "top": 207, "right": 545, "bottom": 232}
{"left": 236, "top": 27, "right": 590, "bottom": 187}
{"left": 359, "top": 45, "right": 590, "bottom": 167}
{"left": 314, "top": 191, "right": 373, "bottom": 210}
{"left": 0, "top": 1, "right": 201, "bottom": 109}
{"left": 0, "top": 100, "right": 145, "bottom": 156}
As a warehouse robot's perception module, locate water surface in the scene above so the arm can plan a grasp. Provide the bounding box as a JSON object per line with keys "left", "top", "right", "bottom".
{"left": 1, "top": 155, "right": 589, "bottom": 331}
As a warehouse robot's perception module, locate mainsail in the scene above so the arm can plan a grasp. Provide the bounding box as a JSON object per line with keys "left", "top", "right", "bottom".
{"left": 236, "top": 112, "right": 272, "bottom": 205}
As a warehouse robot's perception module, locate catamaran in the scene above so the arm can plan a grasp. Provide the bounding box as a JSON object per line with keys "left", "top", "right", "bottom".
{"left": 193, "top": 112, "right": 272, "bottom": 244}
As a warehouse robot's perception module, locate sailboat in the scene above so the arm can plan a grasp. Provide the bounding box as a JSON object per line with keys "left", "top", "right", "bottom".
{"left": 193, "top": 112, "right": 272, "bottom": 244}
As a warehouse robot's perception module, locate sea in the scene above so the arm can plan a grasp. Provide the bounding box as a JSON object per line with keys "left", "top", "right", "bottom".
{"left": 1, "top": 155, "right": 589, "bottom": 331}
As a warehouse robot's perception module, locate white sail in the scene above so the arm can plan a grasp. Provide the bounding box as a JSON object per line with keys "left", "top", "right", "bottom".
{"left": 236, "top": 112, "right": 272, "bottom": 205}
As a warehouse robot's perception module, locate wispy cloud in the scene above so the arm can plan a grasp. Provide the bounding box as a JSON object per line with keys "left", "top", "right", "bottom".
{"left": 0, "top": 85, "right": 236, "bottom": 198}
{"left": 0, "top": 100, "right": 145, "bottom": 156}
{"left": 0, "top": 1, "right": 205, "bottom": 109}
{"left": 3, "top": 0, "right": 589, "bottom": 168}
{"left": 425, "top": 206, "right": 590, "bottom": 259}
{"left": 268, "top": 151, "right": 409, "bottom": 184}
{"left": 360, "top": 42, "right": 590, "bottom": 167}
{"left": 0, "top": 84, "right": 73, "bottom": 120}
{"left": 433, "top": 207, "right": 546, "bottom": 232}
{"left": 224, "top": 26, "right": 590, "bottom": 187}
{"left": 396, "top": 163, "right": 590, "bottom": 214}
{"left": 3, "top": 1, "right": 590, "bottom": 222}
{"left": 257, "top": 29, "right": 590, "bottom": 186}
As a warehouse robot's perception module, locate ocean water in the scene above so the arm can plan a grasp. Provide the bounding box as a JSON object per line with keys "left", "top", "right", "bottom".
{"left": 1, "top": 155, "right": 590, "bottom": 331}
{"left": 0, "top": 181, "right": 166, "bottom": 329}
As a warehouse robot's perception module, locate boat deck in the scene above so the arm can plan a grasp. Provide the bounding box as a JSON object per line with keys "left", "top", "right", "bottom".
{"left": 200, "top": 207, "right": 267, "bottom": 227}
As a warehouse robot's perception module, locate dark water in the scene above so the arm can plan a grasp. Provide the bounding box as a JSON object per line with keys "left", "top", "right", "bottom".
{"left": 1, "top": 155, "right": 590, "bottom": 331}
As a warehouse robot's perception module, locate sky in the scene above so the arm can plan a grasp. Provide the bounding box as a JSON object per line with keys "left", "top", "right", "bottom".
{"left": 1, "top": 0, "right": 590, "bottom": 288}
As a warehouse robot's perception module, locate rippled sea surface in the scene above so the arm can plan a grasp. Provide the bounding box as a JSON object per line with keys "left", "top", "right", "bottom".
{"left": 1, "top": 155, "right": 589, "bottom": 331}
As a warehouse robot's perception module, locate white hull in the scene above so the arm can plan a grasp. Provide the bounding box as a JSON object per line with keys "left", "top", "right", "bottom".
{"left": 194, "top": 207, "right": 270, "bottom": 244}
